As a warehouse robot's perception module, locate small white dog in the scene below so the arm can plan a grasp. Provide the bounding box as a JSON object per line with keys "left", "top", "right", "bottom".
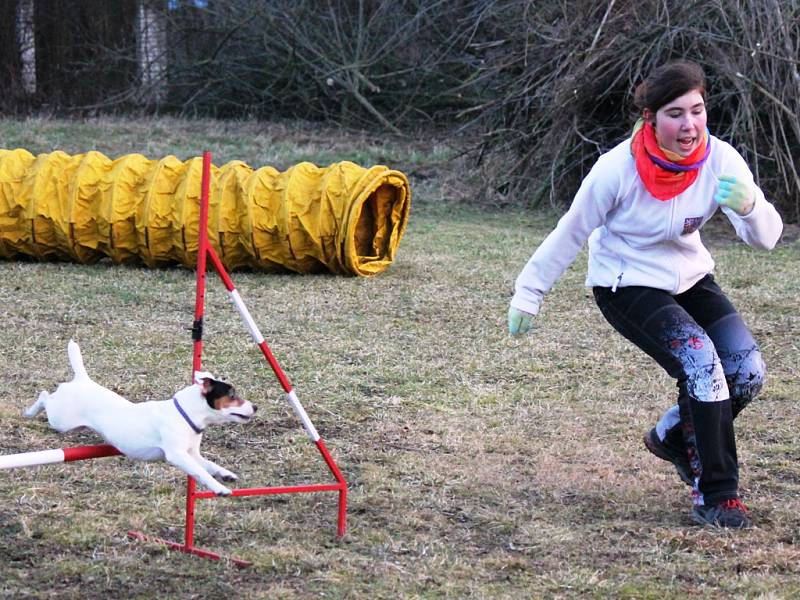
{"left": 24, "top": 340, "right": 256, "bottom": 495}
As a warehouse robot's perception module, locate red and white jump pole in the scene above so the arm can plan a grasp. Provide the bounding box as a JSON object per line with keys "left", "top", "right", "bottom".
{"left": 0, "top": 444, "right": 121, "bottom": 470}
{"left": 2, "top": 151, "right": 347, "bottom": 568}
{"left": 128, "top": 151, "right": 348, "bottom": 566}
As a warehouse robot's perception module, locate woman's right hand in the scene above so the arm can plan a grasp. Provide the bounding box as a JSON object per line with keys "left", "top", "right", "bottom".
{"left": 508, "top": 306, "right": 535, "bottom": 335}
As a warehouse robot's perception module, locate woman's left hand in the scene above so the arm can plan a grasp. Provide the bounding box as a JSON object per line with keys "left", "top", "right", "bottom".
{"left": 714, "top": 175, "right": 755, "bottom": 216}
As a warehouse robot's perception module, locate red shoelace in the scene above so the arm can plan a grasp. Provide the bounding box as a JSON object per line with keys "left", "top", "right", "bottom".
{"left": 721, "top": 498, "right": 749, "bottom": 513}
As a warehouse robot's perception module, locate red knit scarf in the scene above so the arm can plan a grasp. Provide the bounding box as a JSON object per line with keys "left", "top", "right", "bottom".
{"left": 630, "top": 120, "right": 709, "bottom": 200}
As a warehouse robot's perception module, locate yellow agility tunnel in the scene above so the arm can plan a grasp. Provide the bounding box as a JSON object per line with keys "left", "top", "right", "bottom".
{"left": 0, "top": 149, "right": 411, "bottom": 276}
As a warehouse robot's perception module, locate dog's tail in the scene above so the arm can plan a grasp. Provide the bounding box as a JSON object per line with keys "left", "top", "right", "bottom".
{"left": 67, "top": 339, "right": 89, "bottom": 380}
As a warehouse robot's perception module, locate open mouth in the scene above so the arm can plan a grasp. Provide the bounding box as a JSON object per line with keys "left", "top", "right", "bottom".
{"left": 677, "top": 136, "right": 696, "bottom": 153}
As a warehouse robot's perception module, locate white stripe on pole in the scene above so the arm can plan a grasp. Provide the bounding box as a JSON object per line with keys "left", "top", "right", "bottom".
{"left": 0, "top": 449, "right": 65, "bottom": 470}
{"left": 287, "top": 390, "right": 321, "bottom": 442}
{"left": 228, "top": 289, "right": 265, "bottom": 344}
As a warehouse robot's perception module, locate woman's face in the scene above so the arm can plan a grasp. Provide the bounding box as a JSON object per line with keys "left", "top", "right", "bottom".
{"left": 645, "top": 89, "right": 707, "bottom": 157}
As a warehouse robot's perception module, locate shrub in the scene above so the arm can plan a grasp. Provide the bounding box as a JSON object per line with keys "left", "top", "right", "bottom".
{"left": 462, "top": 0, "right": 800, "bottom": 222}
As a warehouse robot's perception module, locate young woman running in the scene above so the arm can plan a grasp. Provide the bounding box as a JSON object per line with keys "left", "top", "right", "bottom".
{"left": 508, "top": 60, "right": 783, "bottom": 528}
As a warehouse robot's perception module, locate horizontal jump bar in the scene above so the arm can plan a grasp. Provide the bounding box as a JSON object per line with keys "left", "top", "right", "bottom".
{"left": 193, "top": 483, "right": 344, "bottom": 499}
{"left": 0, "top": 444, "right": 122, "bottom": 469}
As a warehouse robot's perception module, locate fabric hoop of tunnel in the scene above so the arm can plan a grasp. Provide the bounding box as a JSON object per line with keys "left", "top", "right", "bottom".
{"left": 0, "top": 148, "right": 412, "bottom": 276}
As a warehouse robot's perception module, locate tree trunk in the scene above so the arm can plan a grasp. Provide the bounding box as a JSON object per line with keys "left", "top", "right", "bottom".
{"left": 136, "top": 0, "right": 167, "bottom": 105}
{"left": 15, "top": 0, "right": 36, "bottom": 95}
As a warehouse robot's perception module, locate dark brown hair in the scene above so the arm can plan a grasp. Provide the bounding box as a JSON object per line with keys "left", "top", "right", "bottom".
{"left": 634, "top": 60, "right": 706, "bottom": 113}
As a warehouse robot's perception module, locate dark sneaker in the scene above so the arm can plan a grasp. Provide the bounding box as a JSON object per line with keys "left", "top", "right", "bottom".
{"left": 643, "top": 428, "right": 693, "bottom": 486}
{"left": 692, "top": 498, "right": 752, "bottom": 529}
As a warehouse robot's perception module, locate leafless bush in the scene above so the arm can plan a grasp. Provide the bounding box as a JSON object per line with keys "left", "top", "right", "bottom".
{"left": 461, "top": 0, "right": 800, "bottom": 222}
{"left": 1, "top": 0, "right": 797, "bottom": 220}
{"left": 170, "top": 0, "right": 798, "bottom": 220}
{"left": 165, "top": 0, "right": 481, "bottom": 131}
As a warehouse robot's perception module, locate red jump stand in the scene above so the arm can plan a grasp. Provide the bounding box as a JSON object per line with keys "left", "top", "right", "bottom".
{"left": 127, "top": 151, "right": 347, "bottom": 567}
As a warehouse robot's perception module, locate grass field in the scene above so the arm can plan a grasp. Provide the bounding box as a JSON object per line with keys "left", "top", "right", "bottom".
{"left": 0, "top": 118, "right": 799, "bottom": 599}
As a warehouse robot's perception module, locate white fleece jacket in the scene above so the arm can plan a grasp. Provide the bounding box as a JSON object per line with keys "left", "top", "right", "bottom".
{"left": 511, "top": 135, "right": 784, "bottom": 315}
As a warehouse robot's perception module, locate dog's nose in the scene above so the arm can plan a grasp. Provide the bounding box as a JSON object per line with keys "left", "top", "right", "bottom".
{"left": 252, "top": 405, "right": 258, "bottom": 413}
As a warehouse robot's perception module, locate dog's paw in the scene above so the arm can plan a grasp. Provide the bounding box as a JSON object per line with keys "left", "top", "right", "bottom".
{"left": 23, "top": 391, "right": 48, "bottom": 418}
{"left": 214, "top": 485, "right": 233, "bottom": 496}
{"left": 217, "top": 471, "right": 238, "bottom": 483}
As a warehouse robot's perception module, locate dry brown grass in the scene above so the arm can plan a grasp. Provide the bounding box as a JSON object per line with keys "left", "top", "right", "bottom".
{"left": 0, "top": 118, "right": 799, "bottom": 599}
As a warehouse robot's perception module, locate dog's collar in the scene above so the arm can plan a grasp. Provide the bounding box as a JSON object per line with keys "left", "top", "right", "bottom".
{"left": 173, "top": 397, "right": 204, "bottom": 434}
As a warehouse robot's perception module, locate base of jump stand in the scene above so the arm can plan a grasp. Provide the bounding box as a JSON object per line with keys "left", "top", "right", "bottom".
{"left": 127, "top": 531, "right": 253, "bottom": 568}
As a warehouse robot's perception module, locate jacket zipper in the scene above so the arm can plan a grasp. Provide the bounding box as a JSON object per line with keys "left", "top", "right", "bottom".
{"left": 668, "top": 196, "right": 677, "bottom": 241}
{"left": 612, "top": 257, "right": 625, "bottom": 292}
{"left": 668, "top": 198, "right": 679, "bottom": 292}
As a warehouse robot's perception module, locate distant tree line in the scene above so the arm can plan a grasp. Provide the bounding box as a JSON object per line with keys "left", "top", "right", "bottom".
{"left": 1, "top": 0, "right": 798, "bottom": 222}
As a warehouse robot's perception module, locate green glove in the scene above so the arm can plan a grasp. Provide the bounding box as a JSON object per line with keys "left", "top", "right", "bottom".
{"left": 714, "top": 175, "right": 754, "bottom": 216}
{"left": 508, "top": 306, "right": 535, "bottom": 335}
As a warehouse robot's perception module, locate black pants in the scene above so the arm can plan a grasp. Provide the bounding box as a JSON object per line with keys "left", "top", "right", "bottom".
{"left": 593, "top": 275, "right": 765, "bottom": 506}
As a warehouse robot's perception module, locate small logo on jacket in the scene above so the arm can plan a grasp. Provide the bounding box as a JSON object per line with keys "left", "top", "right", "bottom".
{"left": 681, "top": 217, "right": 703, "bottom": 235}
